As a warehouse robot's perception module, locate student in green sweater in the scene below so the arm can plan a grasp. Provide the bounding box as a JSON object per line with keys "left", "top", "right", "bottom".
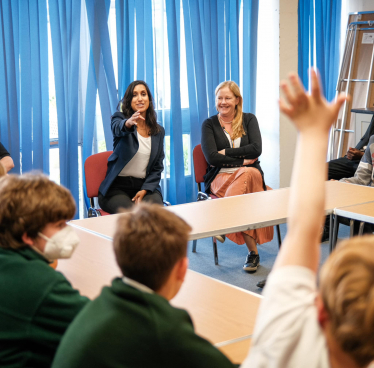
{"left": 0, "top": 174, "right": 89, "bottom": 368}
{"left": 52, "top": 204, "right": 237, "bottom": 368}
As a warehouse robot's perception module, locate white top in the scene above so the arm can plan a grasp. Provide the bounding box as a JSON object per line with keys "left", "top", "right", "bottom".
{"left": 219, "top": 130, "right": 241, "bottom": 174}
{"left": 119, "top": 132, "right": 151, "bottom": 178}
{"left": 122, "top": 276, "right": 154, "bottom": 294}
{"left": 242, "top": 266, "right": 330, "bottom": 368}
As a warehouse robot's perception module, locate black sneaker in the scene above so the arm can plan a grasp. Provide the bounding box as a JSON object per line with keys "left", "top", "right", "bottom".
{"left": 243, "top": 251, "right": 260, "bottom": 272}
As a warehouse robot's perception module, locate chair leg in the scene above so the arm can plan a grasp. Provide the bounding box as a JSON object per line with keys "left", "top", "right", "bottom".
{"left": 212, "top": 237, "right": 219, "bottom": 265}
{"left": 192, "top": 239, "right": 197, "bottom": 253}
{"left": 276, "top": 225, "right": 282, "bottom": 249}
{"left": 331, "top": 215, "right": 339, "bottom": 252}
{"left": 358, "top": 221, "right": 365, "bottom": 236}
{"left": 349, "top": 219, "right": 355, "bottom": 238}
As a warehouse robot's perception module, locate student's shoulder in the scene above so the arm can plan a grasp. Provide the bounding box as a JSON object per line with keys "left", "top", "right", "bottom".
{"left": 202, "top": 115, "right": 219, "bottom": 127}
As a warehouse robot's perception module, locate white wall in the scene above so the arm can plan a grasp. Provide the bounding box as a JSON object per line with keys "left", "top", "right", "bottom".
{"left": 256, "top": 0, "right": 280, "bottom": 189}
{"left": 256, "top": 0, "right": 298, "bottom": 189}
{"left": 279, "top": 0, "right": 298, "bottom": 188}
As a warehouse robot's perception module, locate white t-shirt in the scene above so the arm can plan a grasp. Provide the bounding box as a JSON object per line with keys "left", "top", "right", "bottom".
{"left": 119, "top": 133, "right": 151, "bottom": 178}
{"left": 242, "top": 266, "right": 330, "bottom": 368}
{"left": 219, "top": 130, "right": 241, "bottom": 174}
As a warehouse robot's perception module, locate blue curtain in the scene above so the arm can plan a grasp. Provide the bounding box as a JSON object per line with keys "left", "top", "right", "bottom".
{"left": 49, "top": 0, "right": 81, "bottom": 217}
{"left": 0, "top": 0, "right": 49, "bottom": 174}
{"left": 115, "top": 0, "right": 259, "bottom": 205}
{"left": 298, "top": 0, "right": 341, "bottom": 100}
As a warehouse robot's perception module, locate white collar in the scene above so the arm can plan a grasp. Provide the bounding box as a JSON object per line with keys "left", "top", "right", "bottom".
{"left": 122, "top": 276, "right": 154, "bottom": 294}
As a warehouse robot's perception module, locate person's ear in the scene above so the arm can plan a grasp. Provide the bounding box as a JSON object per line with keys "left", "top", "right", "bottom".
{"left": 235, "top": 96, "right": 240, "bottom": 106}
{"left": 22, "top": 232, "right": 35, "bottom": 247}
{"left": 176, "top": 257, "right": 188, "bottom": 283}
{"left": 316, "top": 293, "right": 329, "bottom": 329}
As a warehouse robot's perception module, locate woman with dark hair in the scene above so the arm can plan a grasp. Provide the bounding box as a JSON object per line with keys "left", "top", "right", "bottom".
{"left": 98, "top": 81, "right": 165, "bottom": 214}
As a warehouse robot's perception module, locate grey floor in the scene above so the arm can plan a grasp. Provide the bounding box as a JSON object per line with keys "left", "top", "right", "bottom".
{"left": 187, "top": 223, "right": 351, "bottom": 295}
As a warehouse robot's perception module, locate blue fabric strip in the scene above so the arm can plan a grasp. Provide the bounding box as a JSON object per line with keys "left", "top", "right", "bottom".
{"left": 19, "top": 0, "right": 33, "bottom": 172}
{"left": 39, "top": 0, "right": 49, "bottom": 174}
{"left": 229, "top": 0, "right": 239, "bottom": 84}
{"left": 29, "top": 0, "right": 44, "bottom": 171}
{"left": 165, "top": 0, "right": 186, "bottom": 204}
{"left": 135, "top": 0, "right": 145, "bottom": 81}
{"left": 243, "top": 0, "right": 259, "bottom": 113}
{"left": 115, "top": 0, "right": 124, "bottom": 97}
{"left": 217, "top": 0, "right": 225, "bottom": 83}
{"left": 144, "top": 0, "right": 154, "bottom": 96}
{"left": 1, "top": 1, "right": 20, "bottom": 173}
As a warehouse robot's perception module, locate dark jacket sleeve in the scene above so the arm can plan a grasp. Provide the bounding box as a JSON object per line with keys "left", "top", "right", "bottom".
{"left": 201, "top": 118, "right": 244, "bottom": 168}
{"left": 161, "top": 311, "right": 237, "bottom": 368}
{"left": 224, "top": 114, "right": 262, "bottom": 159}
{"left": 33, "top": 275, "right": 89, "bottom": 351}
{"left": 111, "top": 112, "right": 136, "bottom": 137}
{"left": 0, "top": 142, "right": 10, "bottom": 160}
{"left": 141, "top": 127, "right": 165, "bottom": 193}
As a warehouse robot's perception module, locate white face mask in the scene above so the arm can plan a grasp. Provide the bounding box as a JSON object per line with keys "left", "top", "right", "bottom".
{"left": 38, "top": 225, "right": 79, "bottom": 261}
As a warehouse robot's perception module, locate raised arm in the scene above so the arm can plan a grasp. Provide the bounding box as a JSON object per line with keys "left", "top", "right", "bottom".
{"left": 274, "top": 71, "right": 347, "bottom": 273}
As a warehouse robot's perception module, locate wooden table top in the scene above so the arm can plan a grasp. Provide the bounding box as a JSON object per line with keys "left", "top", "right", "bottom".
{"left": 71, "top": 181, "right": 374, "bottom": 240}
{"left": 57, "top": 227, "right": 261, "bottom": 364}
{"left": 334, "top": 200, "right": 374, "bottom": 224}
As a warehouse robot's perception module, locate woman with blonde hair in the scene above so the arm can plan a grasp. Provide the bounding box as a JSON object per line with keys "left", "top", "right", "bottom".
{"left": 201, "top": 81, "right": 273, "bottom": 272}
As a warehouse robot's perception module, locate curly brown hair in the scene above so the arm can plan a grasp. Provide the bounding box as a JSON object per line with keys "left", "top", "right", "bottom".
{"left": 0, "top": 174, "right": 76, "bottom": 249}
{"left": 320, "top": 235, "right": 374, "bottom": 367}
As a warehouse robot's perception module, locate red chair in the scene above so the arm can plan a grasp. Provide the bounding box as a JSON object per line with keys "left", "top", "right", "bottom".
{"left": 192, "top": 144, "right": 282, "bottom": 265}
{"left": 84, "top": 151, "right": 113, "bottom": 217}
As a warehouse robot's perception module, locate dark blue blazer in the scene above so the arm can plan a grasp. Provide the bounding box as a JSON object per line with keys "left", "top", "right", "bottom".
{"left": 99, "top": 112, "right": 165, "bottom": 197}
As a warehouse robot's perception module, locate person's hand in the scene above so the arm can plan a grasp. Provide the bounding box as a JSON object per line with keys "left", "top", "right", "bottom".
{"left": 125, "top": 110, "right": 145, "bottom": 129}
{"left": 218, "top": 149, "right": 225, "bottom": 155}
{"left": 132, "top": 190, "right": 147, "bottom": 204}
{"left": 243, "top": 158, "right": 258, "bottom": 165}
{"left": 279, "top": 70, "right": 348, "bottom": 135}
{"left": 347, "top": 147, "right": 364, "bottom": 161}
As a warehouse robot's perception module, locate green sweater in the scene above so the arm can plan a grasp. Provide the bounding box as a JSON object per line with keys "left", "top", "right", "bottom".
{"left": 52, "top": 278, "right": 237, "bottom": 368}
{"left": 0, "top": 247, "right": 89, "bottom": 368}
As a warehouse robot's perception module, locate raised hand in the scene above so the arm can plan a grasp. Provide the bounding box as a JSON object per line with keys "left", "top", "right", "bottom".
{"left": 125, "top": 110, "right": 145, "bottom": 129}
{"left": 279, "top": 70, "right": 348, "bottom": 134}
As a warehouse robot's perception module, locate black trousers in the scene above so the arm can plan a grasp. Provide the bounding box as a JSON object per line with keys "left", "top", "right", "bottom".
{"left": 98, "top": 176, "right": 163, "bottom": 214}
{"left": 327, "top": 156, "right": 359, "bottom": 180}
{"left": 324, "top": 157, "right": 372, "bottom": 236}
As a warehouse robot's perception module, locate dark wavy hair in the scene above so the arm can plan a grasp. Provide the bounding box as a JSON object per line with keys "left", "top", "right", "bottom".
{"left": 117, "top": 81, "right": 160, "bottom": 136}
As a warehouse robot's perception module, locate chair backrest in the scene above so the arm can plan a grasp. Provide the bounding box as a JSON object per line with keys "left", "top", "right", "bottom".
{"left": 193, "top": 144, "right": 208, "bottom": 184}
{"left": 84, "top": 151, "right": 113, "bottom": 198}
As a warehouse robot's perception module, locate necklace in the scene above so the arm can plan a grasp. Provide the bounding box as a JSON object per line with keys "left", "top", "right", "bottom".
{"left": 218, "top": 114, "right": 232, "bottom": 125}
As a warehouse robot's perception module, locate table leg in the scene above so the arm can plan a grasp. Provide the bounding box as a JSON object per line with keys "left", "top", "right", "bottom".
{"left": 358, "top": 221, "right": 365, "bottom": 236}
{"left": 212, "top": 237, "right": 219, "bottom": 265}
{"left": 331, "top": 214, "right": 339, "bottom": 252}
{"left": 349, "top": 219, "right": 354, "bottom": 238}
{"left": 192, "top": 239, "right": 197, "bottom": 252}
{"left": 329, "top": 214, "right": 333, "bottom": 252}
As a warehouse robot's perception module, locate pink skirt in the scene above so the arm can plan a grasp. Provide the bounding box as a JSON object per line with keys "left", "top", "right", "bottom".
{"left": 210, "top": 167, "right": 274, "bottom": 245}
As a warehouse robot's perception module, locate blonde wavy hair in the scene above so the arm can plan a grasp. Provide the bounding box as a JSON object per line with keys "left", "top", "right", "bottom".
{"left": 319, "top": 236, "right": 374, "bottom": 367}
{"left": 215, "top": 81, "right": 245, "bottom": 140}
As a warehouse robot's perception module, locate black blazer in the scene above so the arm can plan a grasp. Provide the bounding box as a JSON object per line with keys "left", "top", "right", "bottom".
{"left": 201, "top": 113, "right": 266, "bottom": 193}
{"left": 99, "top": 112, "right": 165, "bottom": 197}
